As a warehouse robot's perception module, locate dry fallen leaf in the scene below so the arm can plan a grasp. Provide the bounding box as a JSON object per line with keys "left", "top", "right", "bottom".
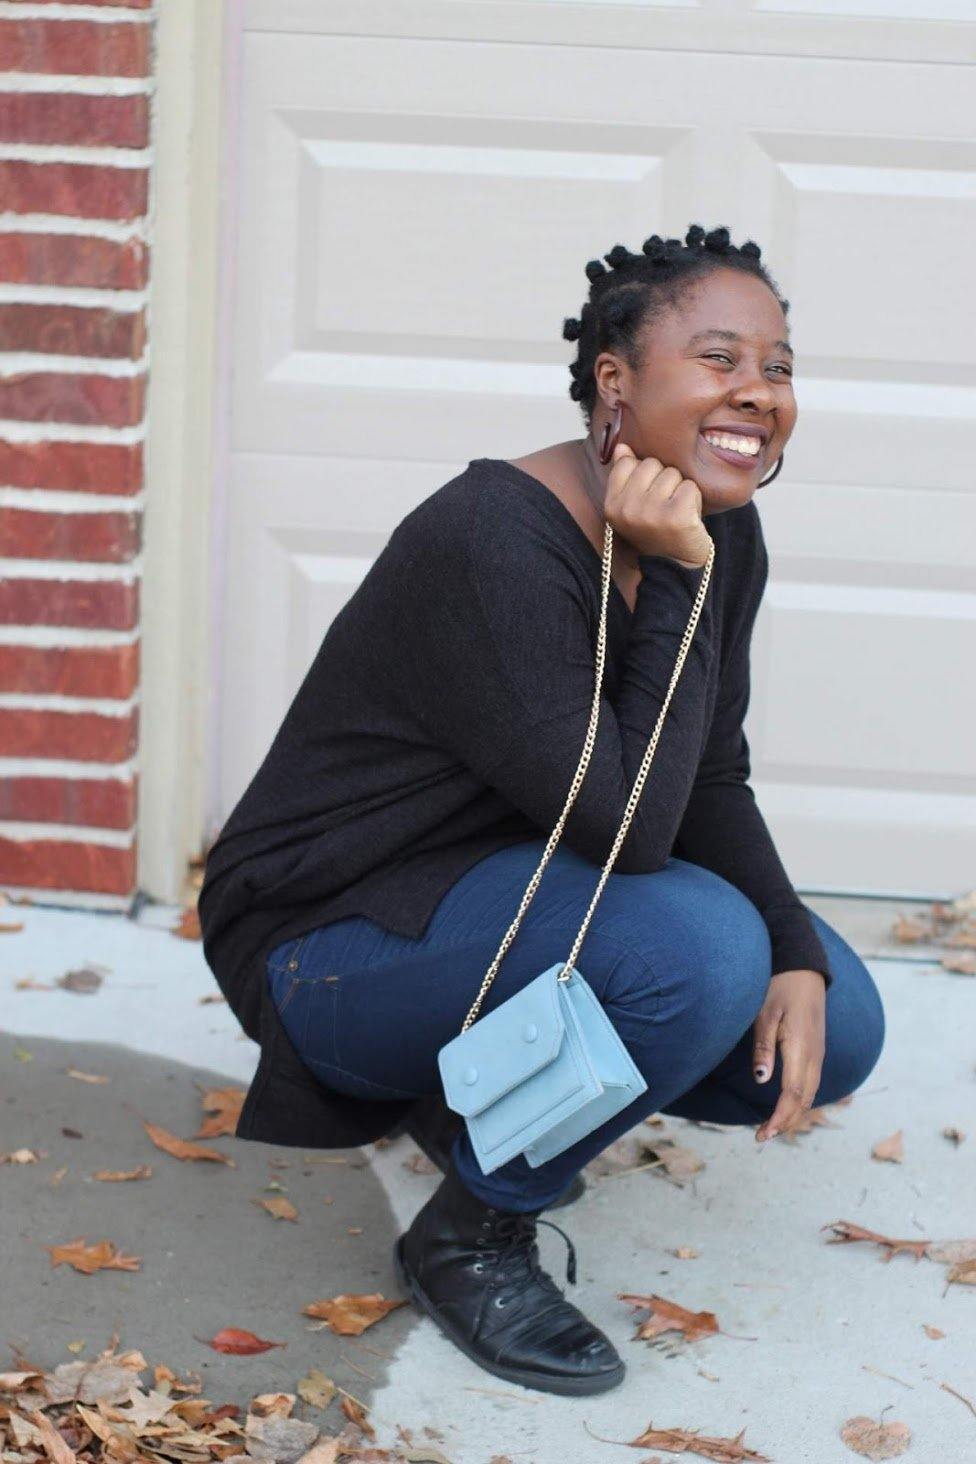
{"left": 245, "top": 1410, "right": 319, "bottom": 1460}
{"left": 891, "top": 914, "right": 933, "bottom": 943}
{"left": 14, "top": 977, "right": 56, "bottom": 990}
{"left": 340, "top": 1395, "right": 375, "bottom": 1440}
{"left": 198, "top": 1328, "right": 285, "bottom": 1355}
{"left": 0, "top": 918, "right": 25, "bottom": 933}
{"left": 143, "top": 1120, "right": 236, "bottom": 1166}
{"left": 66, "top": 1068, "right": 110, "bottom": 1084}
{"left": 46, "top": 1238, "right": 142, "bottom": 1275}
{"left": 402, "top": 1150, "right": 439, "bottom": 1175}
{"left": 194, "top": 1085, "right": 246, "bottom": 1139}
{"left": 58, "top": 967, "right": 104, "bottom": 995}
{"left": 2, "top": 1148, "right": 41, "bottom": 1164}
{"left": 671, "top": 1247, "right": 699, "bottom": 1260}
{"left": 941, "top": 1126, "right": 966, "bottom": 1144}
{"left": 821, "top": 1220, "right": 930, "bottom": 1262}
{"left": 945, "top": 1257, "right": 976, "bottom": 1288}
{"left": 922, "top": 1323, "right": 945, "bottom": 1339}
{"left": 630, "top": 1421, "right": 770, "bottom": 1461}
{"left": 296, "top": 1369, "right": 337, "bottom": 1410}
{"left": 619, "top": 1293, "right": 720, "bottom": 1345}
{"left": 92, "top": 1165, "right": 153, "bottom": 1182}
{"left": 173, "top": 906, "right": 202, "bottom": 940}
{"left": 254, "top": 1196, "right": 299, "bottom": 1222}
{"left": 198, "top": 992, "right": 227, "bottom": 1004}
{"left": 839, "top": 1414, "right": 911, "bottom": 1459}
{"left": 940, "top": 951, "right": 976, "bottom": 975}
{"left": 302, "top": 1293, "right": 407, "bottom": 1336}
{"left": 871, "top": 1130, "right": 904, "bottom": 1164}
{"left": 639, "top": 1135, "right": 705, "bottom": 1184}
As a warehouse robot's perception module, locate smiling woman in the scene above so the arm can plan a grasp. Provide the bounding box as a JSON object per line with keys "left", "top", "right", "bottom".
{"left": 199, "top": 220, "right": 884, "bottom": 1403}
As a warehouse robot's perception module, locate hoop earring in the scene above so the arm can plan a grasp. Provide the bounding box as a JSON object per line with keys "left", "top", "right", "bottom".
{"left": 598, "top": 400, "right": 624, "bottom": 465}
{"left": 757, "top": 452, "right": 784, "bottom": 489}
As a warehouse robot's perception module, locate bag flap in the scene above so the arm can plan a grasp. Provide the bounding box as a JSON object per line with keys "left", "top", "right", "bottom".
{"left": 438, "top": 964, "right": 568, "bottom": 1118}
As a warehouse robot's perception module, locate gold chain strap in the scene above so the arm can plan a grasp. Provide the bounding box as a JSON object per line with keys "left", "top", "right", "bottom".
{"left": 460, "top": 523, "right": 715, "bottom": 1033}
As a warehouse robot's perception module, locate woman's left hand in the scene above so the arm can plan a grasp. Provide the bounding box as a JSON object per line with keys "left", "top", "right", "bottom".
{"left": 752, "top": 970, "right": 827, "bottom": 1142}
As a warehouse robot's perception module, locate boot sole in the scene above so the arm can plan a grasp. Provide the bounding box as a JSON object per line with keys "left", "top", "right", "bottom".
{"left": 392, "top": 1235, "right": 625, "bottom": 1397}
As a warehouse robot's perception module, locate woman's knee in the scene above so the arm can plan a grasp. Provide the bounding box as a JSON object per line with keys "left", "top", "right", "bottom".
{"left": 600, "top": 859, "right": 772, "bottom": 1037}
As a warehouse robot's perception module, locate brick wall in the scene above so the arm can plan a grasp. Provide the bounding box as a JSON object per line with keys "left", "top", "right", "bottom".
{"left": 0, "top": 1, "right": 154, "bottom": 908}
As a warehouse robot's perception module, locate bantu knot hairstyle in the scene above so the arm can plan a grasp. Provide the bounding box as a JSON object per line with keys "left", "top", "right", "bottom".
{"left": 561, "top": 222, "right": 789, "bottom": 426}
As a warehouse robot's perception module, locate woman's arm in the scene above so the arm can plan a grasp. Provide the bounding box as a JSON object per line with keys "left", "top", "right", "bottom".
{"left": 396, "top": 494, "right": 720, "bottom": 874}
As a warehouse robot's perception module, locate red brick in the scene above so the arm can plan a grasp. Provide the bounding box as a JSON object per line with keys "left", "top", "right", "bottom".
{"left": 0, "top": 233, "right": 148, "bottom": 289}
{"left": 28, "top": 0, "right": 151, "bottom": 8}
{"left": 0, "top": 642, "right": 138, "bottom": 697}
{"left": 0, "top": 507, "right": 141, "bottom": 561}
{"left": 0, "top": 578, "right": 137, "bottom": 630}
{"left": 0, "top": 303, "right": 144, "bottom": 358}
{"left": 0, "top": 836, "right": 136, "bottom": 896}
{"left": 0, "top": 92, "right": 148, "bottom": 148}
{"left": 0, "top": 20, "right": 151, "bottom": 77}
{"left": 0, "top": 373, "right": 145, "bottom": 428}
{"left": 0, "top": 161, "right": 147, "bottom": 221}
{"left": 0, "top": 440, "right": 142, "bottom": 494}
{"left": 0, "top": 706, "right": 137, "bottom": 760}
{"left": 0, "top": 774, "right": 135, "bottom": 829}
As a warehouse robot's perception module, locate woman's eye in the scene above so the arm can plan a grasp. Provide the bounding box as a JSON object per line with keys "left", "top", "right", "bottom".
{"left": 704, "top": 352, "right": 792, "bottom": 377}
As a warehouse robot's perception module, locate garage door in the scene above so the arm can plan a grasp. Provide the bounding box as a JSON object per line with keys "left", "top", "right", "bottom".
{"left": 210, "top": 0, "right": 976, "bottom": 897}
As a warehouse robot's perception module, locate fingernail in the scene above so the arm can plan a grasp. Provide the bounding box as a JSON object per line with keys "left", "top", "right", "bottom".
{"left": 754, "top": 1066, "right": 768, "bottom": 1081}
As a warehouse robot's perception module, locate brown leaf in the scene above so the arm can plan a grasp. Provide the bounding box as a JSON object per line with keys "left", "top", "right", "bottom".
{"left": 26, "top": 1407, "right": 77, "bottom": 1464}
{"left": 929, "top": 1237, "right": 976, "bottom": 1264}
{"left": 871, "top": 1130, "right": 904, "bottom": 1163}
{"left": 630, "top": 1421, "right": 770, "bottom": 1461}
{"left": 2, "top": 1147, "right": 41, "bottom": 1164}
{"left": 941, "top": 951, "right": 976, "bottom": 975}
{"left": 254, "top": 1196, "right": 299, "bottom": 1222}
{"left": 891, "top": 913, "right": 933, "bottom": 943}
{"left": 402, "top": 1150, "right": 439, "bottom": 1175}
{"left": 945, "top": 1257, "right": 976, "bottom": 1288}
{"left": 340, "top": 1395, "right": 375, "bottom": 1440}
{"left": 198, "top": 992, "right": 227, "bottom": 1004}
{"left": 45, "top": 1237, "right": 141, "bottom": 1274}
{"left": 195, "top": 1085, "right": 246, "bottom": 1139}
{"left": 638, "top": 1135, "right": 705, "bottom": 1183}
{"left": 92, "top": 1164, "right": 153, "bottom": 1182}
{"left": 245, "top": 1411, "right": 319, "bottom": 1460}
{"left": 618, "top": 1293, "right": 720, "bottom": 1344}
{"left": 301, "top": 1293, "right": 407, "bottom": 1336}
{"left": 173, "top": 906, "right": 202, "bottom": 940}
{"left": 671, "top": 1247, "right": 699, "bottom": 1260}
{"left": 942, "top": 1126, "right": 966, "bottom": 1144}
{"left": 66, "top": 1068, "right": 111, "bottom": 1084}
{"left": 57, "top": 967, "right": 104, "bottom": 995}
{"left": 14, "top": 977, "right": 56, "bottom": 990}
{"left": 821, "top": 1219, "right": 930, "bottom": 1262}
{"left": 143, "top": 1120, "right": 235, "bottom": 1166}
{"left": 839, "top": 1414, "right": 911, "bottom": 1459}
{"left": 199, "top": 1328, "right": 285, "bottom": 1355}
{"left": 922, "top": 1323, "right": 945, "bottom": 1339}
{"left": 0, "top": 918, "right": 25, "bottom": 932}
{"left": 296, "top": 1369, "right": 337, "bottom": 1411}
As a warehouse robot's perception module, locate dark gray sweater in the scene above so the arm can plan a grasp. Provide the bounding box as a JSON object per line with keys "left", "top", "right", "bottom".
{"left": 199, "top": 457, "right": 830, "bottom": 1150}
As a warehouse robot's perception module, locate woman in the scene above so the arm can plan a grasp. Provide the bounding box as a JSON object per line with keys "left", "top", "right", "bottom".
{"left": 198, "top": 223, "right": 885, "bottom": 1400}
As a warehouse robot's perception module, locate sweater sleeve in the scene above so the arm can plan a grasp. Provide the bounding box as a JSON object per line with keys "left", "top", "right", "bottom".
{"left": 670, "top": 526, "right": 833, "bottom": 988}
{"left": 399, "top": 497, "right": 720, "bottom": 875}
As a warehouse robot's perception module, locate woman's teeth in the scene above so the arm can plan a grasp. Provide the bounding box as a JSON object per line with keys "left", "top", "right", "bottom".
{"left": 703, "top": 431, "right": 761, "bottom": 457}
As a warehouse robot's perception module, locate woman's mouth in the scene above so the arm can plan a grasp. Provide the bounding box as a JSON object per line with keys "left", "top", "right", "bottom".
{"left": 700, "top": 430, "right": 765, "bottom": 470}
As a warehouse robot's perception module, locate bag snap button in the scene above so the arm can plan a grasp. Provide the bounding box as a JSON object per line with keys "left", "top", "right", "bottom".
{"left": 462, "top": 1066, "right": 478, "bottom": 1085}
{"left": 522, "top": 1023, "right": 538, "bottom": 1043}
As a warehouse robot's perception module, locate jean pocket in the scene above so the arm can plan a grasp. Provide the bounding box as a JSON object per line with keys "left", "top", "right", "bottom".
{"left": 266, "top": 931, "right": 313, "bottom": 975}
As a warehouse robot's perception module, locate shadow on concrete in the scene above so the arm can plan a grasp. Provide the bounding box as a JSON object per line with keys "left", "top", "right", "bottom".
{"left": 1, "top": 1032, "right": 416, "bottom": 1415}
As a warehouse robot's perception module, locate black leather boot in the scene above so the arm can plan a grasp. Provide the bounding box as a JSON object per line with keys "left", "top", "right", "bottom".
{"left": 392, "top": 1094, "right": 586, "bottom": 1210}
{"left": 393, "top": 1161, "right": 625, "bottom": 1396}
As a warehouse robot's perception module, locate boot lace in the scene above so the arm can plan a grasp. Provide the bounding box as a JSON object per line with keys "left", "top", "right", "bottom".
{"left": 479, "top": 1212, "right": 578, "bottom": 1301}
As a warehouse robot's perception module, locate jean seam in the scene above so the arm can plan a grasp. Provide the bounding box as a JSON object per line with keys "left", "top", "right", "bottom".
{"left": 305, "top": 1053, "right": 419, "bottom": 1103}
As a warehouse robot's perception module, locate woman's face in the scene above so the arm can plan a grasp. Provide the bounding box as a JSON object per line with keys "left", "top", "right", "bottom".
{"left": 593, "top": 268, "right": 797, "bottom": 517}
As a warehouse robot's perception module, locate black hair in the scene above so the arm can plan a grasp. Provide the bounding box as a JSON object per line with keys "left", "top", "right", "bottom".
{"left": 562, "top": 223, "right": 790, "bottom": 427}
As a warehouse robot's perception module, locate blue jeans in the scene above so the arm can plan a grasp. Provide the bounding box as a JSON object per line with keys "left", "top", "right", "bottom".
{"left": 265, "top": 839, "right": 885, "bottom": 1212}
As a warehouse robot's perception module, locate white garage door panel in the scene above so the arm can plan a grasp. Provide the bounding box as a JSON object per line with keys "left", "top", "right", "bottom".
{"left": 215, "top": 4, "right": 976, "bottom": 896}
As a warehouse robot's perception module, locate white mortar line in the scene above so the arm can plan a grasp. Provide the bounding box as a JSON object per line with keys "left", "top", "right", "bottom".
{"left": 0, "top": 421, "right": 144, "bottom": 442}
{"left": 0, "top": 624, "right": 139, "bottom": 644}
{"left": 0, "top": 754, "right": 137, "bottom": 775}
{"left": 0, "top": 353, "right": 148, "bottom": 376}
{"left": 0, "top": 3, "right": 153, "bottom": 20}
{"left": 0, "top": 143, "right": 150, "bottom": 167}
{"left": 0, "top": 73, "right": 153, "bottom": 95}
{"left": 0, "top": 214, "right": 148, "bottom": 238}
{"left": 0, "top": 819, "right": 135, "bottom": 844}
{"left": 0, "top": 690, "right": 138, "bottom": 713}
{"left": 0, "top": 556, "right": 141, "bottom": 578}
{"left": 0, "top": 282, "right": 146, "bottom": 307}
{"left": 0, "top": 488, "right": 145, "bottom": 510}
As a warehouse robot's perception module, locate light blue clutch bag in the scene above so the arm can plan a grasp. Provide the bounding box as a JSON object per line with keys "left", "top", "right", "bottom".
{"left": 439, "top": 521, "right": 715, "bottom": 1175}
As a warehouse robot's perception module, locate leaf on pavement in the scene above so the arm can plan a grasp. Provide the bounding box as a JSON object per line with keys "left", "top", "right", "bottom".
{"left": 301, "top": 1294, "right": 406, "bottom": 1336}
{"left": 820, "top": 1220, "right": 930, "bottom": 1261}
{"left": 639, "top": 1135, "right": 705, "bottom": 1184}
{"left": 254, "top": 1196, "right": 299, "bottom": 1222}
{"left": 922, "top": 1323, "right": 945, "bottom": 1339}
{"left": 57, "top": 967, "right": 104, "bottom": 995}
{"left": 143, "top": 1120, "right": 236, "bottom": 1166}
{"left": 296, "top": 1370, "right": 337, "bottom": 1410}
{"left": 871, "top": 1130, "right": 904, "bottom": 1163}
{"left": 945, "top": 1258, "right": 976, "bottom": 1288}
{"left": 66, "top": 1069, "right": 110, "bottom": 1084}
{"left": 340, "top": 1395, "right": 375, "bottom": 1440}
{"left": 46, "top": 1238, "right": 142, "bottom": 1274}
{"left": 245, "top": 1410, "right": 319, "bottom": 1460}
{"left": 618, "top": 1293, "right": 720, "bottom": 1345}
{"left": 198, "top": 1328, "right": 285, "bottom": 1356}
{"left": 92, "top": 1165, "right": 153, "bottom": 1182}
{"left": 173, "top": 906, "right": 202, "bottom": 940}
{"left": 194, "top": 1085, "right": 246, "bottom": 1139}
{"left": 630, "top": 1421, "right": 770, "bottom": 1461}
{"left": 941, "top": 1126, "right": 966, "bottom": 1144}
{"left": 839, "top": 1414, "right": 911, "bottom": 1459}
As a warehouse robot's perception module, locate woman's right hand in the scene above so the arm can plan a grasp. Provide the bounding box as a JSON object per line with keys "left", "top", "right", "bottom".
{"left": 604, "top": 441, "right": 714, "bottom": 570}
